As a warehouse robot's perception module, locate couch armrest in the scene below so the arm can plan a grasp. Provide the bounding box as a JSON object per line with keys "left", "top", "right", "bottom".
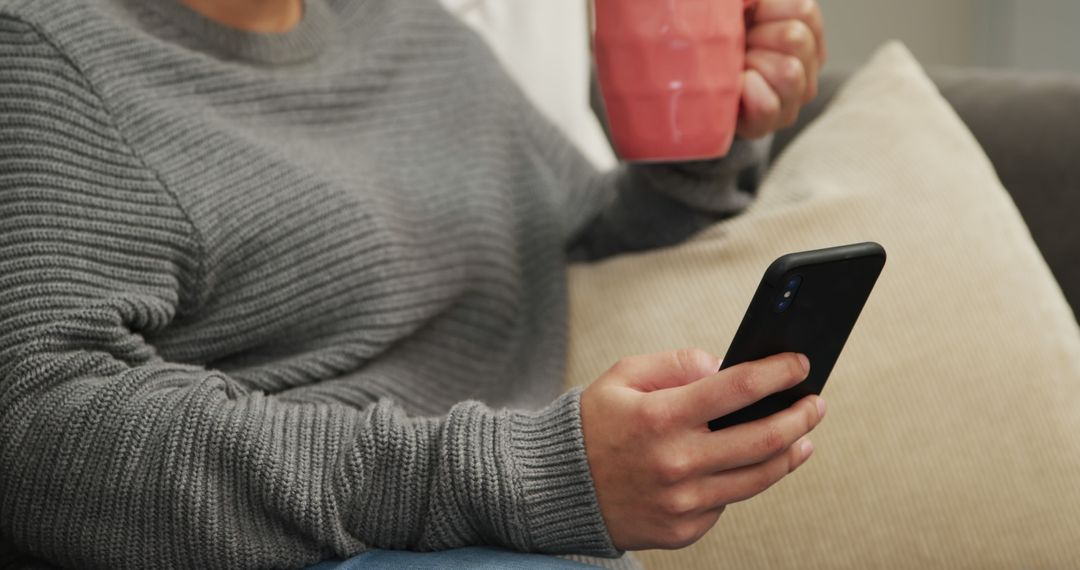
{"left": 773, "top": 68, "right": 1080, "bottom": 320}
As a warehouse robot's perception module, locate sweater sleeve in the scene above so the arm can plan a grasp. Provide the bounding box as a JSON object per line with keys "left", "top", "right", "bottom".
{"left": 511, "top": 74, "right": 771, "bottom": 262}
{"left": 0, "top": 18, "right": 618, "bottom": 569}
{"left": 567, "top": 142, "right": 770, "bottom": 262}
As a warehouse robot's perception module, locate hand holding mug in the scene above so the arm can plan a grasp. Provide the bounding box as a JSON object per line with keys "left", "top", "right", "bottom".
{"left": 738, "top": 0, "right": 827, "bottom": 139}
{"left": 593, "top": 0, "right": 826, "bottom": 162}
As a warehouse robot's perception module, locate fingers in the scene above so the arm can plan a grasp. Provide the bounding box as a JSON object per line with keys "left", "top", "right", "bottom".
{"left": 752, "top": 0, "right": 827, "bottom": 64}
{"left": 738, "top": 0, "right": 826, "bottom": 138}
{"left": 663, "top": 352, "right": 810, "bottom": 426}
{"left": 746, "top": 20, "right": 819, "bottom": 102}
{"left": 654, "top": 434, "right": 816, "bottom": 518}
{"left": 738, "top": 49, "right": 807, "bottom": 138}
{"left": 692, "top": 394, "right": 825, "bottom": 472}
{"left": 607, "top": 348, "right": 721, "bottom": 392}
{"left": 745, "top": 49, "right": 806, "bottom": 126}
{"left": 737, "top": 69, "right": 781, "bottom": 140}
{"left": 701, "top": 435, "right": 814, "bottom": 506}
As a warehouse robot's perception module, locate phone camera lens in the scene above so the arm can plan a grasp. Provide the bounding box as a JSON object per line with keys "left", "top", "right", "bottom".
{"left": 776, "top": 276, "right": 801, "bottom": 312}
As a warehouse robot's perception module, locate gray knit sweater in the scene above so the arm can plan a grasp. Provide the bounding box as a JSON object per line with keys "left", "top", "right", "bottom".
{"left": 0, "top": 0, "right": 767, "bottom": 568}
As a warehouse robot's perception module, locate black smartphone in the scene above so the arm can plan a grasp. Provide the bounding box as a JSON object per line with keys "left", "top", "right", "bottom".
{"left": 708, "top": 242, "right": 886, "bottom": 431}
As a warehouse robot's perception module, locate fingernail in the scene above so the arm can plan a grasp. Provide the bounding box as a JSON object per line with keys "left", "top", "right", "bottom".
{"left": 800, "top": 439, "right": 814, "bottom": 461}
{"left": 797, "top": 354, "right": 810, "bottom": 376}
{"left": 815, "top": 397, "right": 826, "bottom": 420}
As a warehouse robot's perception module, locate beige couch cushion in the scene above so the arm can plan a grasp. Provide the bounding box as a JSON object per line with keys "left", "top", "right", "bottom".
{"left": 565, "top": 43, "right": 1080, "bottom": 569}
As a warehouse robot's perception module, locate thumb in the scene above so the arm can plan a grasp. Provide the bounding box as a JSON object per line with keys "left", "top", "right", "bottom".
{"left": 612, "top": 348, "right": 721, "bottom": 392}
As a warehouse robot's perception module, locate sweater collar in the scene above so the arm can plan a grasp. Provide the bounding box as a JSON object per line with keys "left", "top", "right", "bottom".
{"left": 140, "top": 0, "right": 337, "bottom": 65}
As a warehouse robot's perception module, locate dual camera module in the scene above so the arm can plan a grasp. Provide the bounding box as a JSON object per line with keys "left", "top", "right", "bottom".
{"left": 775, "top": 275, "right": 802, "bottom": 312}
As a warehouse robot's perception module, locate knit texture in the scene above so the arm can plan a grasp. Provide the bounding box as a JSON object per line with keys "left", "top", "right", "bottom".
{"left": 0, "top": 1, "right": 766, "bottom": 568}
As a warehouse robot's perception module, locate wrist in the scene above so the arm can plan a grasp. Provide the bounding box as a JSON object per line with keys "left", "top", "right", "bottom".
{"left": 506, "top": 388, "right": 622, "bottom": 557}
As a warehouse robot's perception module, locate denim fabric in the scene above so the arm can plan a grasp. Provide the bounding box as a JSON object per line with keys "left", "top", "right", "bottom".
{"left": 307, "top": 547, "right": 600, "bottom": 569}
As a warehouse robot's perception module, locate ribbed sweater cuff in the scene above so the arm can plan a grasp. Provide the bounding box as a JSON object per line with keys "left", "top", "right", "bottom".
{"left": 640, "top": 135, "right": 772, "bottom": 214}
{"left": 508, "top": 388, "right": 622, "bottom": 557}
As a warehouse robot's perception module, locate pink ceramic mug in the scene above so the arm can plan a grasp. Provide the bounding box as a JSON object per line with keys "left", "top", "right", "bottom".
{"left": 593, "top": 0, "right": 756, "bottom": 162}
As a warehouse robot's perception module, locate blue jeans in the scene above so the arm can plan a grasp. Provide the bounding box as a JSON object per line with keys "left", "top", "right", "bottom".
{"left": 307, "top": 547, "right": 600, "bottom": 569}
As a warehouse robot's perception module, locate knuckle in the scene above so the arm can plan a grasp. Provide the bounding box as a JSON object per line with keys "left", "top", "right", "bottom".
{"left": 779, "top": 55, "right": 805, "bottom": 85}
{"left": 609, "top": 356, "right": 630, "bottom": 373}
{"left": 748, "top": 92, "right": 781, "bottom": 124}
{"left": 640, "top": 399, "right": 676, "bottom": 433}
{"left": 676, "top": 347, "right": 715, "bottom": 375}
{"left": 765, "top": 98, "right": 783, "bottom": 120}
{"left": 664, "top": 521, "right": 706, "bottom": 549}
{"left": 754, "top": 468, "right": 779, "bottom": 495}
{"left": 783, "top": 21, "right": 810, "bottom": 51}
{"left": 660, "top": 488, "right": 699, "bottom": 516}
{"left": 610, "top": 356, "right": 634, "bottom": 376}
{"left": 730, "top": 368, "right": 760, "bottom": 400}
{"left": 654, "top": 450, "right": 693, "bottom": 484}
{"left": 759, "top": 425, "right": 787, "bottom": 457}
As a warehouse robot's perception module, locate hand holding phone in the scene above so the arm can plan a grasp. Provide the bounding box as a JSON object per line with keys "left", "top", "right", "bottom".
{"left": 580, "top": 349, "right": 825, "bottom": 551}
{"left": 579, "top": 242, "right": 883, "bottom": 551}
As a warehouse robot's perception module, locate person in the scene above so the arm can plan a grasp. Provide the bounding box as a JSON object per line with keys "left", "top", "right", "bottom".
{"left": 0, "top": 0, "right": 826, "bottom": 568}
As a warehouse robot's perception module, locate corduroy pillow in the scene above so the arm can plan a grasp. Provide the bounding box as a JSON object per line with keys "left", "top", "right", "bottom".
{"left": 565, "top": 43, "right": 1080, "bottom": 570}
